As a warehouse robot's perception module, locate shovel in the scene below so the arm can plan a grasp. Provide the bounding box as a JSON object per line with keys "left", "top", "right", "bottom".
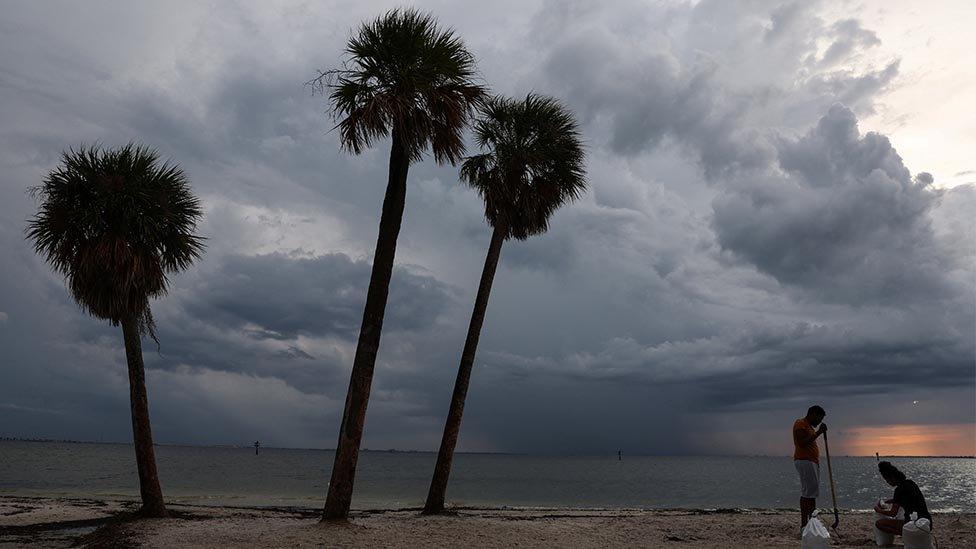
{"left": 823, "top": 430, "right": 840, "bottom": 530}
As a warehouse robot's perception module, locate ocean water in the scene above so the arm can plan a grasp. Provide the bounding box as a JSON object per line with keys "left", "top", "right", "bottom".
{"left": 1, "top": 441, "right": 973, "bottom": 511}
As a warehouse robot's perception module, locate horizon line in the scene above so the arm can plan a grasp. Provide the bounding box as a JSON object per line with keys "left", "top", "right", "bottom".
{"left": 2, "top": 437, "right": 972, "bottom": 459}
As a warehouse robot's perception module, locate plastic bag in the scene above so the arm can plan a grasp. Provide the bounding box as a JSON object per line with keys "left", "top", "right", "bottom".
{"left": 902, "top": 514, "right": 933, "bottom": 549}
{"left": 801, "top": 514, "right": 831, "bottom": 549}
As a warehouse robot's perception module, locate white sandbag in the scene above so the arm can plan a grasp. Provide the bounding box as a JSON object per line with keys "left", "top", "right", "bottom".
{"left": 873, "top": 511, "right": 895, "bottom": 546}
{"left": 873, "top": 499, "right": 904, "bottom": 547}
{"left": 801, "top": 515, "right": 831, "bottom": 549}
{"left": 902, "top": 515, "right": 933, "bottom": 549}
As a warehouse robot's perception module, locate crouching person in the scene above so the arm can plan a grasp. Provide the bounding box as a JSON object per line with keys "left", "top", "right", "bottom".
{"left": 874, "top": 461, "right": 933, "bottom": 537}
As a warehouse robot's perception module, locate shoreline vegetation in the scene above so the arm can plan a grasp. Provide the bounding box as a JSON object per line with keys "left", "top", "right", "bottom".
{"left": 2, "top": 496, "right": 974, "bottom": 548}
{"left": 3, "top": 438, "right": 974, "bottom": 459}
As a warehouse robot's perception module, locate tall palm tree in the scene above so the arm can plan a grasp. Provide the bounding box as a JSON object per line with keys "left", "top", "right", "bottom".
{"left": 424, "top": 94, "right": 586, "bottom": 514}
{"left": 26, "top": 144, "right": 204, "bottom": 517}
{"left": 310, "top": 9, "right": 486, "bottom": 520}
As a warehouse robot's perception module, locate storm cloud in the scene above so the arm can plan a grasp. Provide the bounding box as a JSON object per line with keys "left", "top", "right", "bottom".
{"left": 713, "top": 104, "right": 955, "bottom": 304}
{"left": 184, "top": 252, "right": 456, "bottom": 341}
{"left": 0, "top": 0, "right": 972, "bottom": 455}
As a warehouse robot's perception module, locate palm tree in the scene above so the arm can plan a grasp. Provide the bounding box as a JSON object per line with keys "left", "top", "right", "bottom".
{"left": 26, "top": 144, "right": 204, "bottom": 517}
{"left": 424, "top": 94, "right": 587, "bottom": 514}
{"left": 309, "top": 9, "right": 486, "bottom": 520}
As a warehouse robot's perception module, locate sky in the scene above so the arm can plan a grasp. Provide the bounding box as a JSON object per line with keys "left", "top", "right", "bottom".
{"left": 0, "top": 0, "right": 973, "bottom": 457}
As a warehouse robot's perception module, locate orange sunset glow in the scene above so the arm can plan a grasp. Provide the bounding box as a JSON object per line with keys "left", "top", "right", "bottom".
{"left": 836, "top": 424, "right": 976, "bottom": 456}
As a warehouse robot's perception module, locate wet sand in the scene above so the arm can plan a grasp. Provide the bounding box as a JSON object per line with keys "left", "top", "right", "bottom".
{"left": 2, "top": 496, "right": 973, "bottom": 548}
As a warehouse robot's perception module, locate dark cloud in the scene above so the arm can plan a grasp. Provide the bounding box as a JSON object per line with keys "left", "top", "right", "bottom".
{"left": 527, "top": 0, "right": 902, "bottom": 185}
{"left": 184, "top": 252, "right": 456, "bottom": 340}
{"left": 712, "top": 104, "right": 953, "bottom": 304}
{"left": 806, "top": 61, "right": 900, "bottom": 113}
{"left": 489, "top": 316, "right": 972, "bottom": 386}
{"left": 499, "top": 230, "right": 578, "bottom": 273}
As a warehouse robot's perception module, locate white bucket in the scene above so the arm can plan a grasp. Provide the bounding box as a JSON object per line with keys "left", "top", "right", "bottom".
{"left": 903, "top": 517, "right": 933, "bottom": 549}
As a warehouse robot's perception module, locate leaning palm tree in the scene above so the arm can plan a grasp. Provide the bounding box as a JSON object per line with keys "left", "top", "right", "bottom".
{"left": 309, "top": 9, "right": 486, "bottom": 520}
{"left": 26, "top": 144, "right": 204, "bottom": 517}
{"left": 423, "top": 94, "right": 586, "bottom": 514}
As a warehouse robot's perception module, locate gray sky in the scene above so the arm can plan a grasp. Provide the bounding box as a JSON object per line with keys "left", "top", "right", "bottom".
{"left": 0, "top": 0, "right": 973, "bottom": 456}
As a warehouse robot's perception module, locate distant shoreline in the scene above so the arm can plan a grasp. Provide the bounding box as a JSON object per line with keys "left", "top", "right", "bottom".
{"left": 2, "top": 437, "right": 973, "bottom": 458}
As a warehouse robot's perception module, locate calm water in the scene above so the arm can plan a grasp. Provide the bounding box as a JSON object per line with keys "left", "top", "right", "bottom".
{"left": 1, "top": 441, "right": 973, "bottom": 511}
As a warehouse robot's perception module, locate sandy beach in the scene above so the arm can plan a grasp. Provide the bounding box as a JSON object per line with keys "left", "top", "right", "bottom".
{"left": 2, "top": 496, "right": 973, "bottom": 548}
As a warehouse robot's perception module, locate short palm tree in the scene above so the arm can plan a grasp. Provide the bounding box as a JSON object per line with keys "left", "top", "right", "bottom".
{"left": 310, "top": 8, "right": 486, "bottom": 520}
{"left": 423, "top": 94, "right": 586, "bottom": 514}
{"left": 26, "top": 144, "right": 204, "bottom": 517}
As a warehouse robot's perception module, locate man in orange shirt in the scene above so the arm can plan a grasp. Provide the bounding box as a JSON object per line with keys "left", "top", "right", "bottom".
{"left": 794, "top": 405, "right": 827, "bottom": 528}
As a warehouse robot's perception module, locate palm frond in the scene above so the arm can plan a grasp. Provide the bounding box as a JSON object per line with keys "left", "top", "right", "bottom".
{"left": 461, "top": 94, "right": 587, "bottom": 240}
{"left": 26, "top": 143, "right": 205, "bottom": 338}
{"left": 309, "top": 8, "right": 487, "bottom": 164}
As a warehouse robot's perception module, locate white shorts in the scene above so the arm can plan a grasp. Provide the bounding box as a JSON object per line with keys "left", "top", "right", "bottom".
{"left": 795, "top": 459, "right": 820, "bottom": 499}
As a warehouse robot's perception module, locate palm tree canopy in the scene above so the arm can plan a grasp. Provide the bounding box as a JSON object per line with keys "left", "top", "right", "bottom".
{"left": 461, "top": 94, "right": 587, "bottom": 240}
{"left": 320, "top": 8, "right": 487, "bottom": 164}
{"left": 26, "top": 144, "right": 204, "bottom": 335}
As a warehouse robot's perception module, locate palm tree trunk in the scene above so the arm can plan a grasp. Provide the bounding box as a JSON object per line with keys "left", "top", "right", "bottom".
{"left": 323, "top": 129, "right": 410, "bottom": 520}
{"left": 120, "top": 315, "right": 167, "bottom": 517}
{"left": 423, "top": 225, "right": 505, "bottom": 514}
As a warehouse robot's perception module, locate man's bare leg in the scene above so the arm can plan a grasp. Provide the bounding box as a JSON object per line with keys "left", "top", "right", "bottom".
{"left": 800, "top": 497, "right": 816, "bottom": 528}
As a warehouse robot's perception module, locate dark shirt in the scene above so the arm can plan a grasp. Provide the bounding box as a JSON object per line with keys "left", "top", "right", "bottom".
{"left": 893, "top": 479, "right": 932, "bottom": 526}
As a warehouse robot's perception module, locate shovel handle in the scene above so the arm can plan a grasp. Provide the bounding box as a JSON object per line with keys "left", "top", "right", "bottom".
{"left": 823, "top": 431, "right": 840, "bottom": 529}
